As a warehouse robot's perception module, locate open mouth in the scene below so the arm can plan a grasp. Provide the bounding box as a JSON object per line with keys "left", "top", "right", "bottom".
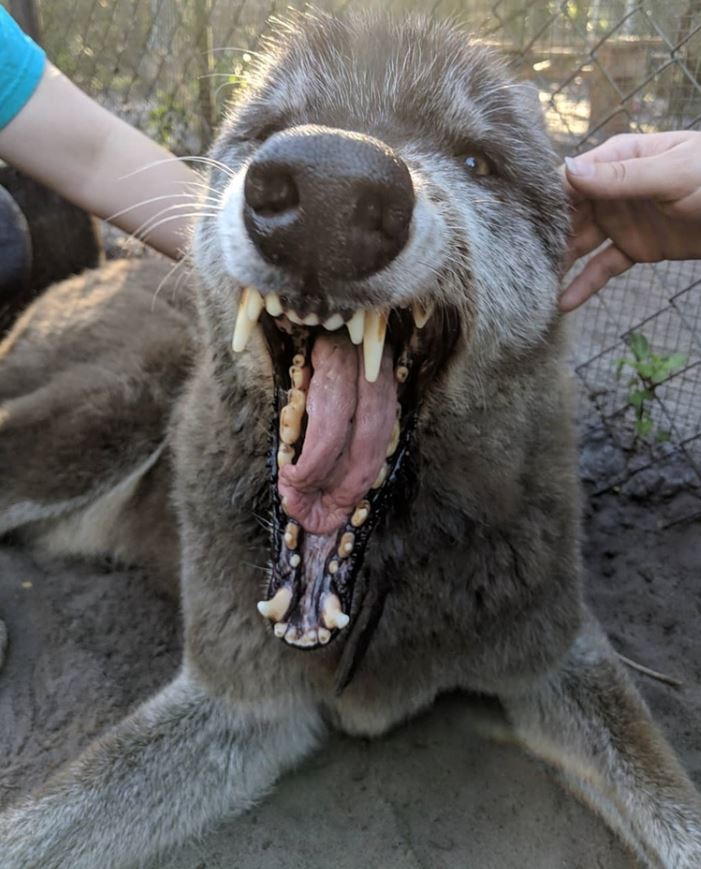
{"left": 232, "top": 288, "right": 459, "bottom": 651}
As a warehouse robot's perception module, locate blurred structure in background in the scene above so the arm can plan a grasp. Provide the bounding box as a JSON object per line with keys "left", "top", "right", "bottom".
{"left": 3, "top": 0, "right": 701, "bottom": 519}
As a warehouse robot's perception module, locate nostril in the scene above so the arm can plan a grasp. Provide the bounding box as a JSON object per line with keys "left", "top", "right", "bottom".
{"left": 244, "top": 168, "right": 299, "bottom": 217}
{"left": 353, "top": 189, "right": 412, "bottom": 240}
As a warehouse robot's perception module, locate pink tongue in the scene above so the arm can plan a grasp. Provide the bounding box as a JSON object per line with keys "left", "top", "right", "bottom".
{"left": 278, "top": 334, "right": 398, "bottom": 534}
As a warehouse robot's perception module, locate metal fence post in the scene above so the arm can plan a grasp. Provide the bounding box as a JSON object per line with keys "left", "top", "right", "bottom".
{"left": 194, "top": 0, "right": 214, "bottom": 153}
{"left": 9, "top": 0, "right": 42, "bottom": 42}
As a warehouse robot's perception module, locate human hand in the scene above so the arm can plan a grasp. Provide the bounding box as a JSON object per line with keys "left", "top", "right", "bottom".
{"left": 559, "top": 130, "right": 701, "bottom": 311}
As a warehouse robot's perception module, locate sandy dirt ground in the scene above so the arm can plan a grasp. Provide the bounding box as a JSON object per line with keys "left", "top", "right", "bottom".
{"left": 1, "top": 435, "right": 699, "bottom": 867}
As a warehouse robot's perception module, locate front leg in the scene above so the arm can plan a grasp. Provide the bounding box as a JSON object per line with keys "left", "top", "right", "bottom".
{"left": 0, "top": 668, "right": 323, "bottom": 868}
{"left": 497, "top": 613, "right": 701, "bottom": 868}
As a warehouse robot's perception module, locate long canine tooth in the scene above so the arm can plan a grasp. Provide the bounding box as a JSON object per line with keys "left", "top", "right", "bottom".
{"left": 232, "top": 289, "right": 257, "bottom": 352}
{"left": 246, "top": 288, "right": 264, "bottom": 321}
{"left": 287, "top": 310, "right": 304, "bottom": 325}
{"left": 338, "top": 532, "right": 355, "bottom": 558}
{"left": 303, "top": 313, "right": 319, "bottom": 326}
{"left": 257, "top": 587, "right": 292, "bottom": 622}
{"left": 386, "top": 419, "right": 400, "bottom": 457}
{"left": 323, "top": 313, "right": 344, "bottom": 331}
{"left": 351, "top": 500, "right": 370, "bottom": 528}
{"left": 363, "top": 309, "right": 388, "bottom": 383}
{"left": 412, "top": 299, "right": 433, "bottom": 329}
{"left": 346, "top": 309, "right": 365, "bottom": 345}
{"left": 322, "top": 594, "right": 350, "bottom": 631}
{"left": 265, "top": 292, "right": 283, "bottom": 317}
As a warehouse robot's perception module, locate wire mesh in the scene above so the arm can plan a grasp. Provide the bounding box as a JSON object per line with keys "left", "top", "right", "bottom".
{"left": 8, "top": 0, "right": 701, "bottom": 513}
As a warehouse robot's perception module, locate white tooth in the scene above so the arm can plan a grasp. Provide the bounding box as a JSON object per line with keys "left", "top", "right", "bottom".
{"left": 412, "top": 299, "right": 433, "bottom": 329}
{"left": 257, "top": 587, "right": 292, "bottom": 622}
{"left": 328, "top": 560, "right": 339, "bottom": 575}
{"left": 396, "top": 365, "right": 409, "bottom": 383}
{"left": 273, "top": 621, "right": 288, "bottom": 638}
{"left": 284, "top": 522, "right": 299, "bottom": 550}
{"left": 346, "top": 309, "right": 365, "bottom": 345}
{"left": 363, "top": 309, "right": 388, "bottom": 383}
{"left": 323, "top": 314, "right": 344, "bottom": 331}
{"left": 303, "top": 313, "right": 319, "bottom": 326}
{"left": 289, "top": 553, "right": 301, "bottom": 568}
{"left": 318, "top": 628, "right": 331, "bottom": 645}
{"left": 351, "top": 500, "right": 370, "bottom": 528}
{"left": 338, "top": 532, "right": 354, "bottom": 559}
{"left": 232, "top": 289, "right": 257, "bottom": 352}
{"left": 372, "top": 462, "right": 389, "bottom": 489}
{"left": 292, "top": 354, "right": 305, "bottom": 367}
{"left": 280, "top": 402, "right": 304, "bottom": 445}
{"left": 386, "top": 419, "right": 400, "bottom": 457}
{"left": 265, "top": 292, "right": 283, "bottom": 317}
{"left": 277, "top": 443, "right": 294, "bottom": 468}
{"left": 321, "top": 594, "right": 350, "bottom": 631}
{"left": 246, "top": 288, "right": 264, "bottom": 321}
{"left": 287, "top": 310, "right": 304, "bottom": 325}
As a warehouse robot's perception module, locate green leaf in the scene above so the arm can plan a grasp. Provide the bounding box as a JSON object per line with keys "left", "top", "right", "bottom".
{"left": 629, "top": 388, "right": 652, "bottom": 409}
{"left": 635, "top": 416, "right": 653, "bottom": 437}
{"left": 655, "top": 430, "right": 671, "bottom": 444}
{"left": 628, "top": 333, "right": 650, "bottom": 361}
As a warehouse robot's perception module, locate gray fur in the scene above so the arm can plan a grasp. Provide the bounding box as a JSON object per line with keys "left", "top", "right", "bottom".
{"left": 0, "top": 12, "right": 699, "bottom": 868}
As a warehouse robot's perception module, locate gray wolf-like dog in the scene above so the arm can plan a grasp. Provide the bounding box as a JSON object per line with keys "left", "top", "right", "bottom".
{"left": 0, "top": 12, "right": 699, "bottom": 868}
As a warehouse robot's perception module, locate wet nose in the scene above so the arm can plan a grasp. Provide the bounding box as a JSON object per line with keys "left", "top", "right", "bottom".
{"left": 243, "top": 125, "right": 414, "bottom": 281}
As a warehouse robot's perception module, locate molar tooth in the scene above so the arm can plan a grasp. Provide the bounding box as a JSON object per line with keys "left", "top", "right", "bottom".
{"left": 264, "top": 292, "right": 283, "bottom": 317}
{"left": 362, "top": 309, "right": 388, "bottom": 383}
{"left": 292, "top": 353, "right": 305, "bottom": 367}
{"left": 321, "top": 594, "right": 350, "bottom": 631}
{"left": 287, "top": 310, "right": 304, "bottom": 325}
{"left": 372, "top": 462, "right": 389, "bottom": 489}
{"left": 412, "top": 299, "right": 433, "bottom": 329}
{"left": 277, "top": 443, "right": 294, "bottom": 468}
{"left": 289, "top": 553, "right": 301, "bottom": 568}
{"left": 303, "top": 313, "right": 319, "bottom": 326}
{"left": 351, "top": 500, "right": 370, "bottom": 528}
{"left": 284, "top": 522, "right": 299, "bottom": 550}
{"left": 318, "top": 627, "right": 331, "bottom": 645}
{"left": 246, "top": 288, "right": 264, "bottom": 321}
{"left": 346, "top": 309, "right": 365, "bottom": 345}
{"left": 289, "top": 366, "right": 305, "bottom": 389}
{"left": 257, "top": 587, "right": 292, "bottom": 622}
{"left": 386, "top": 419, "right": 400, "bottom": 457}
{"left": 338, "top": 532, "right": 355, "bottom": 559}
{"left": 273, "top": 621, "right": 288, "bottom": 638}
{"left": 287, "top": 388, "right": 306, "bottom": 413}
{"left": 232, "top": 288, "right": 257, "bottom": 352}
{"left": 280, "top": 403, "right": 303, "bottom": 445}
{"left": 396, "top": 365, "right": 409, "bottom": 383}
{"left": 323, "top": 314, "right": 344, "bottom": 331}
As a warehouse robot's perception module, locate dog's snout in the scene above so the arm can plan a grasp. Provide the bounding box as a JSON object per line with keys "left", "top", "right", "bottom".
{"left": 243, "top": 125, "right": 414, "bottom": 281}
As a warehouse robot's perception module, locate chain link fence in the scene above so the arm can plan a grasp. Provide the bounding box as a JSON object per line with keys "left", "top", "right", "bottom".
{"left": 6, "top": 0, "right": 701, "bottom": 519}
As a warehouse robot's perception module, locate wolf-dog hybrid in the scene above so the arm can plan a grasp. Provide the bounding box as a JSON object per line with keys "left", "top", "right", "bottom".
{"left": 0, "top": 12, "right": 699, "bottom": 868}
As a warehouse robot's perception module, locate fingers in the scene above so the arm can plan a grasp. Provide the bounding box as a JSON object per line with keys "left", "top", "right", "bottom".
{"left": 568, "top": 131, "right": 690, "bottom": 164}
{"left": 562, "top": 219, "right": 607, "bottom": 273}
{"left": 564, "top": 152, "right": 679, "bottom": 202}
{"left": 559, "top": 243, "right": 634, "bottom": 312}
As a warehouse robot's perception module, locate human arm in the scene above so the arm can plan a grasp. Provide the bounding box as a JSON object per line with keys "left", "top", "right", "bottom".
{"left": 559, "top": 130, "right": 701, "bottom": 311}
{"left": 0, "top": 60, "right": 201, "bottom": 260}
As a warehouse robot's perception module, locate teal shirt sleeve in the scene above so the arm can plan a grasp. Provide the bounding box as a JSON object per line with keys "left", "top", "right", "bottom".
{"left": 0, "top": 7, "right": 46, "bottom": 129}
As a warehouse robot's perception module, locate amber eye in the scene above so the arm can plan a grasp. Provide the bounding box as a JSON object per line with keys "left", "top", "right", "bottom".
{"left": 461, "top": 154, "right": 492, "bottom": 177}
